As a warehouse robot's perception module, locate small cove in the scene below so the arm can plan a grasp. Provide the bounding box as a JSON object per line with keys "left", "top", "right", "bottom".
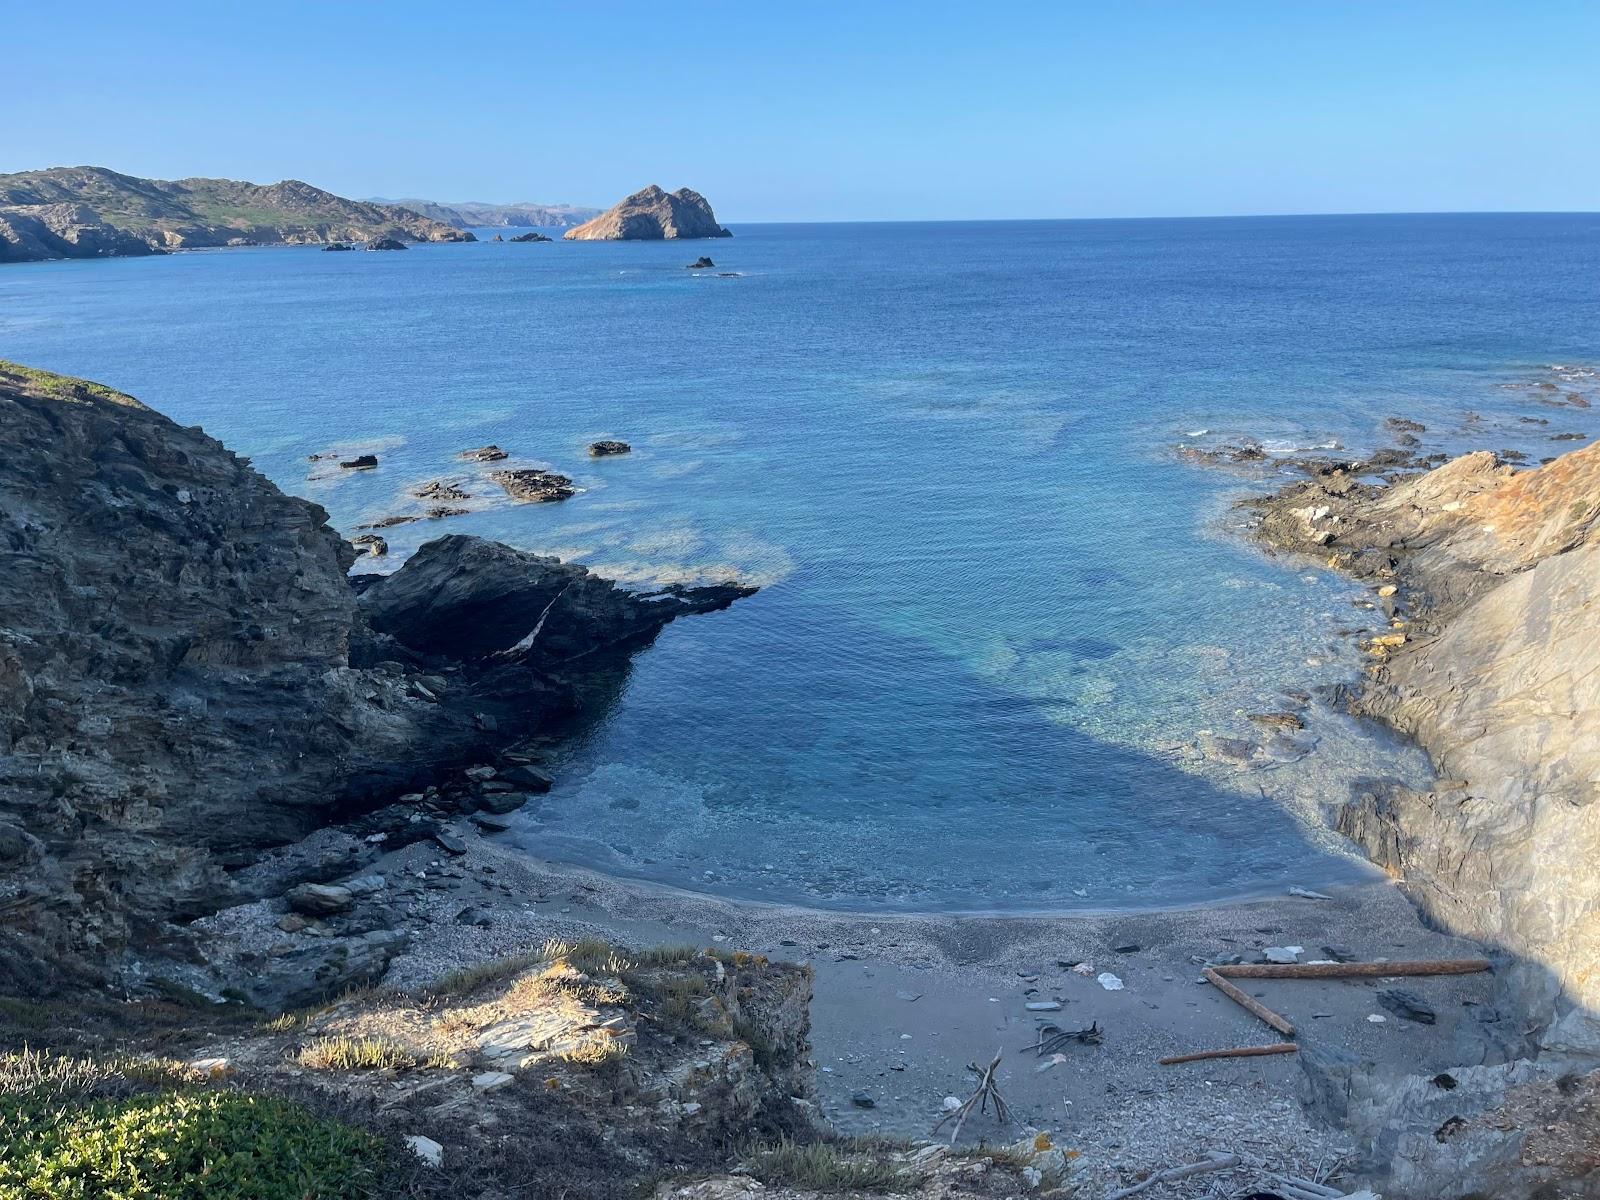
{"left": 4, "top": 213, "right": 1597, "bottom": 910}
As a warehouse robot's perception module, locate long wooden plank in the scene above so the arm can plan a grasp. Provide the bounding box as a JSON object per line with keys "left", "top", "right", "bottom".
{"left": 1213, "top": 958, "right": 1491, "bottom": 980}
{"left": 1202, "top": 967, "right": 1296, "bottom": 1036}
{"left": 1160, "top": 1042, "right": 1299, "bottom": 1066}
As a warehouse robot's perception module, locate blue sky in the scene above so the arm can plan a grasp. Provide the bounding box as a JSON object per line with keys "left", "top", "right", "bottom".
{"left": 6, "top": 1, "right": 1597, "bottom": 221}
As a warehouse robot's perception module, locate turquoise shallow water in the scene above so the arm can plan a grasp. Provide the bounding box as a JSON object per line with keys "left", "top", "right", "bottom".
{"left": 3, "top": 215, "right": 1598, "bottom": 910}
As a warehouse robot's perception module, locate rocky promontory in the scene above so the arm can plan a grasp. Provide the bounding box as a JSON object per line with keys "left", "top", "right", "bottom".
{"left": 563, "top": 184, "right": 732, "bottom": 241}
{"left": 0, "top": 166, "right": 473, "bottom": 262}
{"left": 0, "top": 360, "right": 752, "bottom": 998}
{"left": 1251, "top": 443, "right": 1600, "bottom": 1011}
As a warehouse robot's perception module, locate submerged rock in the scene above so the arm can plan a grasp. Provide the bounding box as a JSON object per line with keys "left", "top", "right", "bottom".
{"left": 459, "top": 444, "right": 508, "bottom": 463}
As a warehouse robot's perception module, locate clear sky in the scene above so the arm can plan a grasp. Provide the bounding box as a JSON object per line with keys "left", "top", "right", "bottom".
{"left": 6, "top": 1, "right": 1597, "bottom": 221}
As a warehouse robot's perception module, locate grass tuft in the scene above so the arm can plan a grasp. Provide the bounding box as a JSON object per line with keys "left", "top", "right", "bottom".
{"left": 296, "top": 1036, "right": 415, "bottom": 1072}
{"left": 745, "top": 1138, "right": 924, "bottom": 1194}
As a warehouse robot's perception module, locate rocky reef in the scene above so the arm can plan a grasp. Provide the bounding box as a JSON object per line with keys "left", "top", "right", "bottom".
{"left": 0, "top": 166, "right": 472, "bottom": 262}
{"left": 563, "top": 185, "right": 732, "bottom": 241}
{"left": 0, "top": 361, "right": 752, "bottom": 997}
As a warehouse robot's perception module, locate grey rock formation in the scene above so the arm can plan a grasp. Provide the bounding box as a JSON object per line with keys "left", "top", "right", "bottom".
{"left": 0, "top": 361, "right": 755, "bottom": 997}
{"left": 1250, "top": 441, "right": 1600, "bottom": 1016}
{"left": 563, "top": 185, "right": 732, "bottom": 241}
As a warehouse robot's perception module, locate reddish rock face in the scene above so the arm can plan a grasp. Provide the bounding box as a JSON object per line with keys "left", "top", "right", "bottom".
{"left": 563, "top": 184, "right": 732, "bottom": 241}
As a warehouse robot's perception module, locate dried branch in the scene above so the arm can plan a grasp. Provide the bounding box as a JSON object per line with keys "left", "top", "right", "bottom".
{"left": 931, "top": 1050, "right": 1010, "bottom": 1144}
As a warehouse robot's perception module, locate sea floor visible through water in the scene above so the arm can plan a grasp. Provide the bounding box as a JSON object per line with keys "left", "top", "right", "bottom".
{"left": 3, "top": 213, "right": 1597, "bottom": 911}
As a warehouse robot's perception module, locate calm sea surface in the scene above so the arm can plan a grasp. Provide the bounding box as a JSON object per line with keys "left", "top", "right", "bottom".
{"left": 4, "top": 215, "right": 1598, "bottom": 910}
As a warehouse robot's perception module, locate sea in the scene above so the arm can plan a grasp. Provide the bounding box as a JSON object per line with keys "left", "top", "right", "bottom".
{"left": 4, "top": 213, "right": 1597, "bottom": 911}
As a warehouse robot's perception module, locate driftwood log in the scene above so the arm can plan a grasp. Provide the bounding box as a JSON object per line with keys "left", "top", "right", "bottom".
{"left": 1213, "top": 958, "right": 1490, "bottom": 980}
{"left": 1159, "top": 1042, "right": 1298, "bottom": 1066}
{"left": 1202, "top": 967, "right": 1296, "bottom": 1036}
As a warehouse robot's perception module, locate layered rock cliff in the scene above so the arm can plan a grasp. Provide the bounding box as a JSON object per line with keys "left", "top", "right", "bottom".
{"left": 0, "top": 166, "right": 472, "bottom": 262}
{"left": 1249, "top": 442, "right": 1600, "bottom": 1013}
{"left": 0, "top": 361, "right": 751, "bottom": 994}
{"left": 563, "top": 185, "right": 732, "bottom": 241}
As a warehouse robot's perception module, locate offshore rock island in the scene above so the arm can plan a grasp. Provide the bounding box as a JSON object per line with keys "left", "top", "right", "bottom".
{"left": 563, "top": 184, "right": 733, "bottom": 241}
{"left": 0, "top": 166, "right": 473, "bottom": 262}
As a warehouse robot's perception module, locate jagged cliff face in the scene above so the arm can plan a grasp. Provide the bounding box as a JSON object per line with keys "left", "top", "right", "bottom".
{"left": 0, "top": 362, "right": 751, "bottom": 994}
{"left": 0, "top": 166, "right": 473, "bottom": 261}
{"left": 563, "top": 184, "right": 732, "bottom": 240}
{"left": 1252, "top": 442, "right": 1600, "bottom": 1012}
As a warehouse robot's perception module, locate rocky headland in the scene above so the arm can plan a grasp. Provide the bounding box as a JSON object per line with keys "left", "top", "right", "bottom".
{"left": 1219, "top": 431, "right": 1600, "bottom": 1195}
{"left": 0, "top": 166, "right": 472, "bottom": 262}
{"left": 0, "top": 360, "right": 751, "bottom": 1001}
{"left": 563, "top": 185, "right": 732, "bottom": 241}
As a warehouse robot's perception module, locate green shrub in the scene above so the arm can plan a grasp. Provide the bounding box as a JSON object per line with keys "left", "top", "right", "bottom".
{"left": 0, "top": 1087, "right": 386, "bottom": 1199}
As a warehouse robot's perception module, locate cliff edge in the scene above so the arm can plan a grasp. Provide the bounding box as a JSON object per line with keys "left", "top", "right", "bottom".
{"left": 1249, "top": 441, "right": 1600, "bottom": 1015}
{"left": 0, "top": 361, "right": 751, "bottom": 996}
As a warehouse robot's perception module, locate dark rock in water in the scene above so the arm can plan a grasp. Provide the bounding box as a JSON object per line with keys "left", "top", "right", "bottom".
{"left": 358, "top": 515, "right": 422, "bottom": 530}
{"left": 1380, "top": 988, "right": 1437, "bottom": 1024}
{"left": 476, "top": 791, "right": 530, "bottom": 815}
{"left": 459, "top": 445, "right": 508, "bottom": 463}
{"left": 509, "top": 231, "right": 551, "bottom": 243}
{"left": 360, "top": 534, "right": 756, "bottom": 668}
{"left": 323, "top": 242, "right": 354, "bottom": 252}
{"left": 426, "top": 505, "right": 470, "bottom": 519}
{"left": 489, "top": 467, "right": 575, "bottom": 503}
{"left": 414, "top": 479, "right": 472, "bottom": 501}
{"left": 365, "top": 236, "right": 408, "bottom": 251}
{"left": 687, "top": 256, "right": 714, "bottom": 269}
{"left": 491, "top": 234, "right": 503, "bottom": 242}
{"left": 588, "top": 440, "right": 631, "bottom": 457}
{"left": 1385, "top": 417, "right": 1427, "bottom": 434}
{"left": 1552, "top": 432, "right": 1589, "bottom": 441}
{"left": 501, "top": 764, "right": 554, "bottom": 792}
{"left": 350, "top": 533, "right": 388, "bottom": 557}
{"left": 339, "top": 454, "right": 378, "bottom": 469}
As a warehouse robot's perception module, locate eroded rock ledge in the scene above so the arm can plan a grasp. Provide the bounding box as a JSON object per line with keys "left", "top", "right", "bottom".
{"left": 1246, "top": 438, "right": 1600, "bottom": 1197}
{"left": 0, "top": 360, "right": 753, "bottom": 996}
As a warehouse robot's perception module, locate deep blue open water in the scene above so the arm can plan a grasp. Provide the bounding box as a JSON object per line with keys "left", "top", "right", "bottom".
{"left": 4, "top": 214, "right": 1597, "bottom": 910}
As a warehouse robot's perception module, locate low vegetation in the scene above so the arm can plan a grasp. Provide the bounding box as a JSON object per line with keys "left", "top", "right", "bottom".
{"left": 744, "top": 1138, "right": 926, "bottom": 1194}
{"left": 0, "top": 1051, "right": 389, "bottom": 1199}
{"left": 296, "top": 1036, "right": 416, "bottom": 1072}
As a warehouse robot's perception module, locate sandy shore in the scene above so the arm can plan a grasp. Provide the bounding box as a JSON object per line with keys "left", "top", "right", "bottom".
{"left": 204, "top": 818, "right": 1499, "bottom": 1193}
